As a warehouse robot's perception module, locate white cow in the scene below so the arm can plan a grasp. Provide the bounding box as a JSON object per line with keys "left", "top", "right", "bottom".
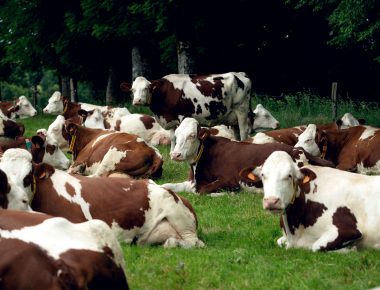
{"left": 251, "top": 104, "right": 280, "bottom": 131}
{"left": 241, "top": 151, "right": 380, "bottom": 251}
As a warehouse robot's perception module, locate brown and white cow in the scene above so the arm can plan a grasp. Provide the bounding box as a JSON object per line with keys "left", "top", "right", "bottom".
{"left": 81, "top": 110, "right": 172, "bottom": 146}
{"left": 240, "top": 150, "right": 380, "bottom": 251}
{"left": 295, "top": 124, "right": 380, "bottom": 174}
{"left": 81, "top": 109, "right": 238, "bottom": 145}
{"left": 0, "top": 95, "right": 37, "bottom": 119}
{"left": 244, "top": 112, "right": 364, "bottom": 145}
{"left": 46, "top": 115, "right": 163, "bottom": 178}
{"left": 120, "top": 72, "right": 252, "bottom": 141}
{"left": 1, "top": 148, "right": 204, "bottom": 248}
{"left": 0, "top": 209, "right": 128, "bottom": 289}
{"left": 43, "top": 91, "right": 130, "bottom": 123}
{"left": 162, "top": 118, "right": 334, "bottom": 195}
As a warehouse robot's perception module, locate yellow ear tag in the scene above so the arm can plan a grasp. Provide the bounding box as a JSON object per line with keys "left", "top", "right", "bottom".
{"left": 247, "top": 172, "right": 257, "bottom": 181}
{"left": 303, "top": 175, "right": 310, "bottom": 184}
{"left": 39, "top": 171, "right": 46, "bottom": 180}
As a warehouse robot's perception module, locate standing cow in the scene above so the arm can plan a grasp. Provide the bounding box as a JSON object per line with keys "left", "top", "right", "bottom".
{"left": 120, "top": 72, "right": 252, "bottom": 141}
{"left": 240, "top": 151, "right": 380, "bottom": 251}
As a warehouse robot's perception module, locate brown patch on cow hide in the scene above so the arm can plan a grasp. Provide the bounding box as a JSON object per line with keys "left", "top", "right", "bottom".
{"left": 60, "top": 248, "right": 128, "bottom": 289}
{"left": 191, "top": 75, "right": 224, "bottom": 100}
{"left": 3, "top": 120, "right": 24, "bottom": 138}
{"left": 179, "top": 195, "right": 198, "bottom": 227}
{"left": 0, "top": 209, "right": 51, "bottom": 230}
{"left": 111, "top": 120, "right": 118, "bottom": 130}
{"left": 284, "top": 189, "right": 327, "bottom": 235}
{"left": 166, "top": 189, "right": 179, "bottom": 203}
{"left": 0, "top": 170, "right": 10, "bottom": 209}
{"left": 140, "top": 115, "right": 155, "bottom": 130}
{"left": 321, "top": 207, "right": 362, "bottom": 251}
{"left": 65, "top": 183, "right": 76, "bottom": 197}
{"left": 196, "top": 104, "right": 202, "bottom": 115}
{"left": 208, "top": 128, "right": 219, "bottom": 136}
{"left": 46, "top": 144, "right": 55, "bottom": 155}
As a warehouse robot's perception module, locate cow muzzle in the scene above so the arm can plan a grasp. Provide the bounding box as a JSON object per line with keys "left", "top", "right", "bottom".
{"left": 170, "top": 152, "right": 183, "bottom": 161}
{"left": 263, "top": 197, "right": 282, "bottom": 212}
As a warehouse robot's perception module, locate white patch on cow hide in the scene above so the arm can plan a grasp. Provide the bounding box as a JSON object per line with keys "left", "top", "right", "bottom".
{"left": 357, "top": 160, "right": 380, "bottom": 175}
{"left": 86, "top": 147, "right": 127, "bottom": 176}
{"left": 91, "top": 132, "right": 115, "bottom": 148}
{"left": 359, "top": 126, "right": 378, "bottom": 141}
{"left": 50, "top": 170, "right": 92, "bottom": 220}
{"left": 251, "top": 132, "right": 277, "bottom": 144}
{"left": 0, "top": 217, "right": 125, "bottom": 269}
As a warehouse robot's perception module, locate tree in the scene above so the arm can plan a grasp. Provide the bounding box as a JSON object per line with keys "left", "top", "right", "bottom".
{"left": 287, "top": 0, "right": 380, "bottom": 61}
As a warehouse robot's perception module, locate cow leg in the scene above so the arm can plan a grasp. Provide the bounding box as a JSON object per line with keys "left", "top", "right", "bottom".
{"left": 234, "top": 110, "right": 249, "bottom": 140}
{"left": 169, "top": 128, "right": 176, "bottom": 152}
{"left": 161, "top": 181, "right": 196, "bottom": 193}
{"left": 139, "top": 219, "right": 180, "bottom": 245}
{"left": 311, "top": 228, "right": 362, "bottom": 252}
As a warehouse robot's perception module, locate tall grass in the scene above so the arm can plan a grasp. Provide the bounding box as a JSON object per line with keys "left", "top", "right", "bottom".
{"left": 21, "top": 95, "right": 380, "bottom": 290}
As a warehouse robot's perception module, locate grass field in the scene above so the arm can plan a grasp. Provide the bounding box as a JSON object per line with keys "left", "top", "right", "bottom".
{"left": 22, "top": 95, "right": 380, "bottom": 290}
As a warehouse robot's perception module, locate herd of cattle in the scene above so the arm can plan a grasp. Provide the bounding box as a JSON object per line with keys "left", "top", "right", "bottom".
{"left": 0, "top": 72, "right": 379, "bottom": 288}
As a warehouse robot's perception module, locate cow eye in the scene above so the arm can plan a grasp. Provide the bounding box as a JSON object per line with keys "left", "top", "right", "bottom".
{"left": 22, "top": 199, "right": 28, "bottom": 204}
{"left": 288, "top": 174, "right": 292, "bottom": 178}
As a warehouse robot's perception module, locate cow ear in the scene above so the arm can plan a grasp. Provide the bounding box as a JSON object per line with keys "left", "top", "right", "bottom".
{"left": 358, "top": 118, "right": 366, "bottom": 125}
{"left": 33, "top": 163, "right": 55, "bottom": 180}
{"left": 299, "top": 168, "right": 316, "bottom": 184}
{"left": 198, "top": 128, "right": 211, "bottom": 141}
{"left": 78, "top": 109, "right": 88, "bottom": 118}
{"left": 66, "top": 123, "right": 78, "bottom": 135}
{"left": 31, "top": 135, "right": 45, "bottom": 148}
{"left": 239, "top": 167, "right": 261, "bottom": 182}
{"left": 149, "top": 80, "right": 160, "bottom": 92}
{"left": 0, "top": 169, "right": 10, "bottom": 195}
{"left": 335, "top": 119, "right": 343, "bottom": 128}
{"left": 120, "top": 82, "right": 131, "bottom": 92}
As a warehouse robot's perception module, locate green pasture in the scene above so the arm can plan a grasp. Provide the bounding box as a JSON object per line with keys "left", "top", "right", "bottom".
{"left": 22, "top": 95, "right": 380, "bottom": 290}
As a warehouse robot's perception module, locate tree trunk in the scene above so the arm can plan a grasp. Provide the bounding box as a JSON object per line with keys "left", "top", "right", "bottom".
{"left": 131, "top": 46, "right": 149, "bottom": 80}
{"left": 61, "top": 76, "right": 71, "bottom": 98}
{"left": 70, "top": 78, "right": 78, "bottom": 102}
{"left": 106, "top": 67, "right": 116, "bottom": 105}
{"left": 32, "top": 84, "right": 38, "bottom": 108}
{"left": 177, "top": 40, "right": 194, "bottom": 74}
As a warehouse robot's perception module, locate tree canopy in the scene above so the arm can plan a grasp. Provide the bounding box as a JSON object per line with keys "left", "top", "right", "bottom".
{"left": 0, "top": 0, "right": 378, "bottom": 102}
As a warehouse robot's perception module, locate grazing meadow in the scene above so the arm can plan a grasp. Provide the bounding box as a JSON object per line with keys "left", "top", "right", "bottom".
{"left": 23, "top": 94, "right": 380, "bottom": 290}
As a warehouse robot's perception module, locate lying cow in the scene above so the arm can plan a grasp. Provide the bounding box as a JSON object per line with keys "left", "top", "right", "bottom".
{"left": 120, "top": 72, "right": 252, "bottom": 140}
{"left": 245, "top": 112, "right": 364, "bottom": 145}
{"left": 0, "top": 95, "right": 37, "bottom": 119}
{"left": 295, "top": 124, "right": 380, "bottom": 174}
{"left": 251, "top": 104, "right": 280, "bottom": 132}
{"left": 43, "top": 91, "right": 130, "bottom": 122}
{"left": 81, "top": 110, "right": 172, "bottom": 146}
{"left": 46, "top": 115, "right": 163, "bottom": 178}
{"left": 240, "top": 150, "right": 380, "bottom": 251}
{"left": 0, "top": 209, "right": 128, "bottom": 289}
{"left": 1, "top": 148, "right": 204, "bottom": 248}
{"left": 81, "top": 109, "right": 238, "bottom": 145}
{"left": 162, "top": 117, "right": 334, "bottom": 195}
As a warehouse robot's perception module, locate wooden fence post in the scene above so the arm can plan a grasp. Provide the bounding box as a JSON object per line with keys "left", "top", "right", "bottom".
{"left": 331, "top": 82, "right": 338, "bottom": 121}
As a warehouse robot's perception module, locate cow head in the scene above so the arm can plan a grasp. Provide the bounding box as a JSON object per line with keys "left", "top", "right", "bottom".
{"left": 252, "top": 104, "right": 280, "bottom": 131}
{"left": 170, "top": 118, "right": 207, "bottom": 162}
{"left": 43, "top": 91, "right": 64, "bottom": 114}
{"left": 15, "top": 96, "right": 37, "bottom": 118}
{"left": 338, "top": 112, "right": 365, "bottom": 128}
{"left": 294, "top": 124, "right": 321, "bottom": 157}
{"left": 0, "top": 148, "right": 34, "bottom": 207}
{"left": 78, "top": 108, "right": 105, "bottom": 129}
{"left": 0, "top": 169, "right": 31, "bottom": 211}
{"left": 129, "top": 76, "right": 152, "bottom": 105}
{"left": 47, "top": 115, "right": 70, "bottom": 151}
{"left": 240, "top": 151, "right": 311, "bottom": 212}
{"left": 151, "top": 131, "right": 171, "bottom": 146}
{"left": 31, "top": 135, "right": 71, "bottom": 170}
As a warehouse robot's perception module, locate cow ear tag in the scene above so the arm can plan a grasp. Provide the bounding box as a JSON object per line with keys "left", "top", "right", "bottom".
{"left": 247, "top": 172, "right": 256, "bottom": 181}
{"left": 302, "top": 175, "right": 310, "bottom": 184}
